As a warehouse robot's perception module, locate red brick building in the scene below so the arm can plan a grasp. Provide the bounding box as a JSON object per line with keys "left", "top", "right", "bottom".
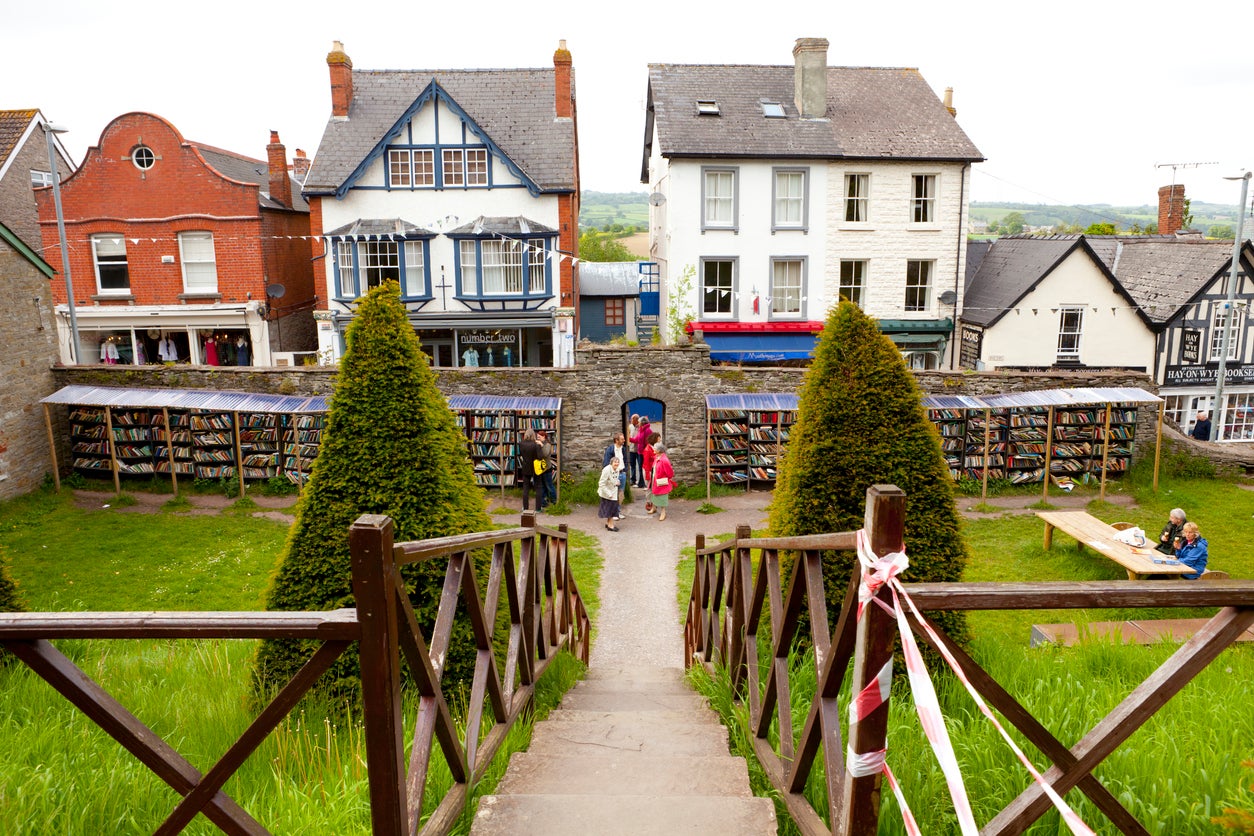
{"left": 35, "top": 112, "right": 316, "bottom": 366}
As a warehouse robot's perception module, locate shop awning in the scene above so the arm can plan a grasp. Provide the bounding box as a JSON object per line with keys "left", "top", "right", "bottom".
{"left": 704, "top": 332, "right": 818, "bottom": 362}
{"left": 41, "top": 385, "right": 328, "bottom": 413}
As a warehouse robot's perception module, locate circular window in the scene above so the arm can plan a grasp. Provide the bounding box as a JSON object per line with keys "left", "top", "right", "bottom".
{"left": 131, "top": 145, "right": 156, "bottom": 170}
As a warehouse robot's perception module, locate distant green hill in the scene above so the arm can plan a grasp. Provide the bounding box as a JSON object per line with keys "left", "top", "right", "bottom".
{"left": 580, "top": 191, "right": 1241, "bottom": 237}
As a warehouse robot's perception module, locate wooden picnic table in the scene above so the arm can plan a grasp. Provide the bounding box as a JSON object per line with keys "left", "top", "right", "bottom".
{"left": 1036, "top": 510, "right": 1194, "bottom": 580}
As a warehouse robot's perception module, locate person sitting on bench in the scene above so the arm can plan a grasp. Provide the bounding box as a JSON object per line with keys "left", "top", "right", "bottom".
{"left": 1156, "top": 508, "right": 1187, "bottom": 555}
{"left": 1174, "top": 522, "right": 1209, "bottom": 580}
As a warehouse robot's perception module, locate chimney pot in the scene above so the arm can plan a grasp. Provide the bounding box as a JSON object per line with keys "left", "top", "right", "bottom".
{"left": 792, "top": 37, "right": 829, "bottom": 119}
{"left": 267, "top": 131, "right": 292, "bottom": 208}
{"left": 292, "top": 148, "right": 311, "bottom": 181}
{"left": 943, "top": 87, "right": 957, "bottom": 117}
{"left": 553, "top": 40, "right": 573, "bottom": 119}
{"left": 328, "top": 40, "right": 354, "bottom": 118}
{"left": 1158, "top": 184, "right": 1186, "bottom": 236}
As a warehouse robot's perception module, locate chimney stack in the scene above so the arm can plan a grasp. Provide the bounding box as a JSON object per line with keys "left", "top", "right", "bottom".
{"left": 267, "top": 131, "right": 292, "bottom": 208}
{"left": 793, "top": 37, "right": 829, "bottom": 119}
{"left": 943, "top": 87, "right": 957, "bottom": 117}
{"left": 1158, "top": 184, "right": 1186, "bottom": 236}
{"left": 553, "top": 39, "right": 573, "bottom": 119}
{"left": 328, "top": 40, "right": 353, "bottom": 118}
{"left": 292, "top": 148, "right": 310, "bottom": 182}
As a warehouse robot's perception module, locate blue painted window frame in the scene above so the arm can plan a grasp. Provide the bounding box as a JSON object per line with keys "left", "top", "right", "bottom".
{"left": 332, "top": 236, "right": 434, "bottom": 302}
{"left": 450, "top": 235, "right": 555, "bottom": 301}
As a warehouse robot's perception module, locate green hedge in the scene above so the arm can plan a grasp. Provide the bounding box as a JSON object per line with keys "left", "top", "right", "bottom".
{"left": 254, "top": 282, "right": 492, "bottom": 700}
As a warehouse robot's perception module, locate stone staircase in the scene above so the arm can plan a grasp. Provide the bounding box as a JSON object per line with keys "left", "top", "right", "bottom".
{"left": 471, "top": 666, "right": 776, "bottom": 835}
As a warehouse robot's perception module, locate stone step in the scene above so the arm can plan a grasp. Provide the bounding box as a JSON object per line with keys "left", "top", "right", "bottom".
{"left": 583, "top": 666, "right": 689, "bottom": 682}
{"left": 568, "top": 676, "right": 697, "bottom": 695}
{"left": 545, "top": 707, "right": 723, "bottom": 727}
{"left": 526, "top": 718, "right": 729, "bottom": 757}
{"left": 471, "top": 793, "right": 777, "bottom": 836}
{"left": 493, "top": 752, "right": 754, "bottom": 797}
{"left": 558, "top": 690, "right": 711, "bottom": 713}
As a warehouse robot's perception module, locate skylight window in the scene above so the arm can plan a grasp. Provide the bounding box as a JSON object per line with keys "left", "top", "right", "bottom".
{"left": 761, "top": 100, "right": 785, "bottom": 118}
{"left": 696, "top": 100, "right": 721, "bottom": 116}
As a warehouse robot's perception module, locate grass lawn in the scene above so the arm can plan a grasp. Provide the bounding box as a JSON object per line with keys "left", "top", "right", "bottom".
{"left": 680, "top": 467, "right": 1254, "bottom": 835}
{"left": 0, "top": 486, "right": 598, "bottom": 834}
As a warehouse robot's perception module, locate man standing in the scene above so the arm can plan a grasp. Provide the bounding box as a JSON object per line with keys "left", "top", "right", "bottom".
{"left": 1190, "top": 411, "right": 1212, "bottom": 441}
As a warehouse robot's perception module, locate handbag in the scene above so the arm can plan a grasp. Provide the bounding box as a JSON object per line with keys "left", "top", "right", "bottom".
{"left": 533, "top": 458, "right": 548, "bottom": 475}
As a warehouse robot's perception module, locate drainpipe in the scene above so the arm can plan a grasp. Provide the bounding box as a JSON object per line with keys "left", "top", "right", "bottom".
{"left": 950, "top": 162, "right": 969, "bottom": 369}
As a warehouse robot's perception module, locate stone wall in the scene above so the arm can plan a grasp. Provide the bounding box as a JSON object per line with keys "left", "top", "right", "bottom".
{"left": 51, "top": 347, "right": 1160, "bottom": 485}
{"left": 1, "top": 239, "right": 60, "bottom": 500}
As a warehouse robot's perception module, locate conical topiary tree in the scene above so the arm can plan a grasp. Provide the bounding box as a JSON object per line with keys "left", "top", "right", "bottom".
{"left": 769, "top": 300, "right": 968, "bottom": 647}
{"left": 254, "top": 280, "right": 492, "bottom": 699}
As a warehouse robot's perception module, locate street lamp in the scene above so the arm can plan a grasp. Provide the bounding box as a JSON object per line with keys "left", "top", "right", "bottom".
{"left": 1211, "top": 170, "right": 1251, "bottom": 441}
{"left": 44, "top": 122, "right": 81, "bottom": 364}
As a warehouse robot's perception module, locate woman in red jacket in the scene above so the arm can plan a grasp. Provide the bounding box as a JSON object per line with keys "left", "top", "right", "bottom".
{"left": 650, "top": 441, "right": 675, "bottom": 521}
{"left": 631, "top": 416, "right": 653, "bottom": 488}
{"left": 641, "top": 431, "right": 660, "bottom": 514}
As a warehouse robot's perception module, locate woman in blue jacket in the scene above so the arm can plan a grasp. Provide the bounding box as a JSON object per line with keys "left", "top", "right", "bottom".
{"left": 1174, "top": 522, "right": 1209, "bottom": 580}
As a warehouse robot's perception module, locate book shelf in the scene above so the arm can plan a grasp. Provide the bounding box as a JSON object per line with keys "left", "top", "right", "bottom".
{"left": 447, "top": 395, "right": 562, "bottom": 494}
{"left": 704, "top": 394, "right": 798, "bottom": 496}
{"left": 49, "top": 388, "right": 329, "bottom": 495}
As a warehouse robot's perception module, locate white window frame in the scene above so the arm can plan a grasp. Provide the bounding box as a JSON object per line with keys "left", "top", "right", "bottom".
{"left": 911, "top": 174, "right": 937, "bottom": 224}
{"left": 443, "top": 148, "right": 465, "bottom": 187}
{"left": 91, "top": 234, "right": 130, "bottom": 295}
{"left": 30, "top": 170, "right": 54, "bottom": 187}
{"left": 844, "top": 173, "right": 869, "bottom": 223}
{"left": 457, "top": 238, "right": 549, "bottom": 297}
{"left": 839, "top": 259, "right": 867, "bottom": 307}
{"left": 1222, "top": 392, "right": 1254, "bottom": 441}
{"left": 465, "top": 148, "right": 489, "bottom": 186}
{"left": 404, "top": 241, "right": 425, "bottom": 297}
{"left": 459, "top": 240, "right": 478, "bottom": 294}
{"left": 769, "top": 257, "right": 805, "bottom": 319}
{"left": 700, "top": 257, "right": 737, "bottom": 318}
{"left": 905, "top": 260, "right": 933, "bottom": 312}
{"left": 772, "top": 168, "right": 808, "bottom": 231}
{"left": 359, "top": 240, "right": 400, "bottom": 292}
{"left": 1057, "top": 305, "right": 1084, "bottom": 362}
{"left": 178, "top": 232, "right": 218, "bottom": 294}
{"left": 337, "top": 244, "right": 357, "bottom": 297}
{"left": 1210, "top": 307, "right": 1242, "bottom": 360}
{"left": 701, "top": 167, "right": 738, "bottom": 232}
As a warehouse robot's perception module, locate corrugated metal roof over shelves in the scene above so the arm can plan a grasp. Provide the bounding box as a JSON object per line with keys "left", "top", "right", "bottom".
{"left": 42, "top": 385, "right": 329, "bottom": 413}
{"left": 705, "top": 393, "right": 799, "bottom": 411}
{"left": 922, "top": 387, "right": 1160, "bottom": 410}
{"left": 446, "top": 395, "right": 561, "bottom": 411}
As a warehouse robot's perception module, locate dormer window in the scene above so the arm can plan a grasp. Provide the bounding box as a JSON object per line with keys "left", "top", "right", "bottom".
{"left": 696, "top": 100, "right": 721, "bottom": 116}
{"left": 761, "top": 100, "right": 785, "bottom": 118}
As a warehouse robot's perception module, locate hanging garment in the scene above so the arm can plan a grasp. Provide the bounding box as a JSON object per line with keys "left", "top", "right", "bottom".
{"left": 135, "top": 342, "right": 146, "bottom": 365}
{"left": 204, "top": 339, "right": 219, "bottom": 366}
{"left": 236, "top": 340, "right": 250, "bottom": 366}
{"left": 158, "top": 337, "right": 178, "bottom": 362}
{"left": 103, "top": 342, "right": 120, "bottom": 364}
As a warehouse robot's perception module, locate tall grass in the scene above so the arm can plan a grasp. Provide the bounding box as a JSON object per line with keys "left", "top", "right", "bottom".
{"left": 0, "top": 486, "right": 597, "bottom": 833}
{"left": 684, "top": 472, "right": 1254, "bottom": 834}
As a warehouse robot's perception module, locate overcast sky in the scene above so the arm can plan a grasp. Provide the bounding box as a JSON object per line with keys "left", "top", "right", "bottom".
{"left": 8, "top": 0, "right": 1252, "bottom": 214}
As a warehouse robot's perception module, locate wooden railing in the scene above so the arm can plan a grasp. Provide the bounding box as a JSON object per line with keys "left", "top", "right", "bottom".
{"left": 0, "top": 511, "right": 589, "bottom": 835}
{"left": 683, "top": 484, "right": 1254, "bottom": 836}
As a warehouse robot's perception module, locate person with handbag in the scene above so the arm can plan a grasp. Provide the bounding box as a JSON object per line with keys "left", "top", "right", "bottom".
{"left": 598, "top": 457, "right": 624, "bottom": 531}
{"left": 518, "top": 428, "right": 541, "bottom": 512}
{"left": 650, "top": 442, "right": 675, "bottom": 521}
{"left": 631, "top": 416, "right": 653, "bottom": 488}
{"left": 536, "top": 429, "right": 558, "bottom": 509}
{"left": 602, "top": 432, "right": 628, "bottom": 516}
{"left": 641, "top": 430, "right": 660, "bottom": 514}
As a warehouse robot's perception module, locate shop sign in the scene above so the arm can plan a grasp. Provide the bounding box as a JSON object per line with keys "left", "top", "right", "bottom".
{"left": 1163, "top": 364, "right": 1254, "bottom": 386}
{"left": 457, "top": 330, "right": 519, "bottom": 367}
{"left": 958, "top": 324, "right": 983, "bottom": 369}
{"left": 1180, "top": 329, "right": 1201, "bottom": 364}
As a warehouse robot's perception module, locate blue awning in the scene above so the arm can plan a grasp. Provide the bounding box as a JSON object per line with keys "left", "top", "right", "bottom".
{"left": 704, "top": 332, "right": 817, "bottom": 362}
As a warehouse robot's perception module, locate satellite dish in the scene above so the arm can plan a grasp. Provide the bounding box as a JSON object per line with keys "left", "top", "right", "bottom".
{"left": 649, "top": 192, "right": 666, "bottom": 206}
{"left": 266, "top": 283, "right": 286, "bottom": 299}
{"left": 938, "top": 290, "right": 957, "bottom": 305}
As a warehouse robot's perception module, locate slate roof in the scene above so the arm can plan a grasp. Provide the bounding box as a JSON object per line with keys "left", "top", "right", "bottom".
{"left": 445, "top": 216, "right": 556, "bottom": 236}
{"left": 645, "top": 65, "right": 983, "bottom": 162}
{"left": 305, "top": 68, "right": 576, "bottom": 194}
{"left": 193, "top": 143, "right": 309, "bottom": 212}
{"left": 0, "top": 109, "right": 38, "bottom": 169}
{"left": 1091, "top": 238, "right": 1237, "bottom": 324}
{"left": 324, "top": 218, "right": 434, "bottom": 237}
{"left": 962, "top": 237, "right": 1082, "bottom": 328}
{"left": 579, "top": 261, "right": 647, "bottom": 296}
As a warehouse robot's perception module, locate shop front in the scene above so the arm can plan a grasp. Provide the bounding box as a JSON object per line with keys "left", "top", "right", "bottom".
{"left": 55, "top": 303, "right": 267, "bottom": 366}
{"left": 1161, "top": 362, "right": 1254, "bottom": 442}
{"left": 322, "top": 310, "right": 557, "bottom": 368}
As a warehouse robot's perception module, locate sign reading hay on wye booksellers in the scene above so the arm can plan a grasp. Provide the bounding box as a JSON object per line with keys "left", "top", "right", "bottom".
{"left": 1180, "top": 328, "right": 1201, "bottom": 364}
{"left": 1164, "top": 363, "right": 1254, "bottom": 386}
{"left": 959, "top": 324, "right": 983, "bottom": 369}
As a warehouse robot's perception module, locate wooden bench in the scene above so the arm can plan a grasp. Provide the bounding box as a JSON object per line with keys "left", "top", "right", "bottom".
{"left": 1036, "top": 510, "right": 1195, "bottom": 580}
{"left": 1031, "top": 617, "right": 1254, "bottom": 647}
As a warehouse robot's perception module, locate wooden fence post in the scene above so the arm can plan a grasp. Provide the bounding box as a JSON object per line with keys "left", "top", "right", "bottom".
{"left": 350, "top": 514, "right": 407, "bottom": 836}
{"left": 837, "top": 484, "right": 905, "bottom": 836}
